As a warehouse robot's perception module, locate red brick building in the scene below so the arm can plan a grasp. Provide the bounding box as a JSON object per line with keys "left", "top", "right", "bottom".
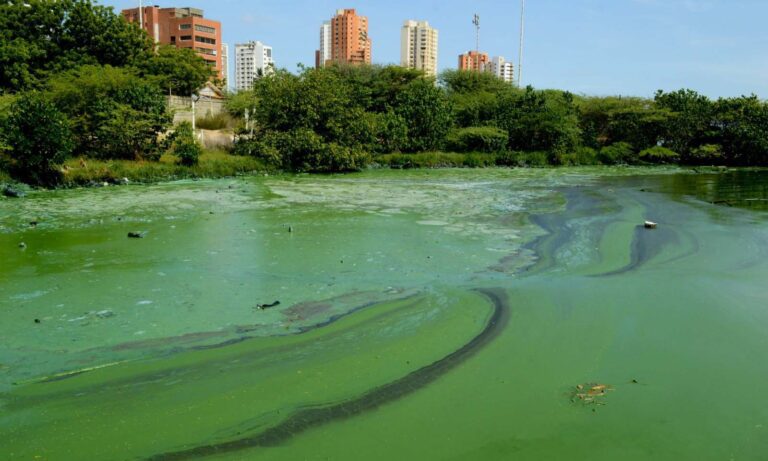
{"left": 122, "top": 6, "right": 223, "bottom": 80}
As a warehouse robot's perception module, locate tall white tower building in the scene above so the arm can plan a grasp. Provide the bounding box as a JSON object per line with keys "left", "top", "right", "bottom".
{"left": 234, "top": 41, "right": 273, "bottom": 92}
{"left": 488, "top": 56, "right": 514, "bottom": 83}
{"left": 315, "top": 20, "right": 332, "bottom": 68}
{"left": 400, "top": 20, "right": 438, "bottom": 78}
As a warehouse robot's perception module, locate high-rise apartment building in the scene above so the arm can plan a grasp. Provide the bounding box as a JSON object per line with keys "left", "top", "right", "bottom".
{"left": 315, "top": 21, "right": 332, "bottom": 68}
{"left": 319, "top": 9, "right": 371, "bottom": 66}
{"left": 400, "top": 20, "right": 438, "bottom": 78}
{"left": 488, "top": 56, "right": 514, "bottom": 83}
{"left": 221, "top": 43, "right": 229, "bottom": 86}
{"left": 122, "top": 6, "right": 223, "bottom": 80}
{"left": 458, "top": 51, "right": 489, "bottom": 72}
{"left": 234, "top": 41, "right": 274, "bottom": 92}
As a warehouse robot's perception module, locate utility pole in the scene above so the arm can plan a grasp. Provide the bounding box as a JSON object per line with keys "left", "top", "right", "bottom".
{"left": 518, "top": 0, "right": 525, "bottom": 86}
{"left": 472, "top": 13, "right": 480, "bottom": 71}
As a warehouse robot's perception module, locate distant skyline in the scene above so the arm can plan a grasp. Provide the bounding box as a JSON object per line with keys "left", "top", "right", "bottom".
{"left": 103, "top": 0, "right": 768, "bottom": 98}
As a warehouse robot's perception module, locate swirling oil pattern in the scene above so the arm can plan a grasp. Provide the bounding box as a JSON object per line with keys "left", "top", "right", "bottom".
{"left": 145, "top": 288, "right": 508, "bottom": 461}
{"left": 2, "top": 168, "right": 768, "bottom": 461}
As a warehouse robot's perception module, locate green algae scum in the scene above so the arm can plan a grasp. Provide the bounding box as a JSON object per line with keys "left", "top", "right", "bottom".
{"left": 1, "top": 168, "right": 767, "bottom": 460}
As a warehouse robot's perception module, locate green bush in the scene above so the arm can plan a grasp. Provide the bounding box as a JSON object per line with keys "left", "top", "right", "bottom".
{"left": 555, "top": 146, "right": 598, "bottom": 166}
{"left": 598, "top": 142, "right": 635, "bottom": 165}
{"left": 168, "top": 122, "right": 201, "bottom": 166}
{"left": 687, "top": 144, "right": 725, "bottom": 165}
{"left": 47, "top": 65, "right": 171, "bottom": 160}
{"left": 495, "top": 151, "right": 549, "bottom": 167}
{"left": 4, "top": 92, "right": 73, "bottom": 186}
{"left": 638, "top": 146, "right": 680, "bottom": 164}
{"left": 446, "top": 126, "right": 508, "bottom": 153}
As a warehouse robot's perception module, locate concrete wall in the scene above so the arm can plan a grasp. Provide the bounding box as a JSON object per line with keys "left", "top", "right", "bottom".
{"left": 167, "top": 96, "right": 225, "bottom": 125}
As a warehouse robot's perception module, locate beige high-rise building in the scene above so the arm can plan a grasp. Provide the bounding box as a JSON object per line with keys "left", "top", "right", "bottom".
{"left": 400, "top": 20, "right": 438, "bottom": 78}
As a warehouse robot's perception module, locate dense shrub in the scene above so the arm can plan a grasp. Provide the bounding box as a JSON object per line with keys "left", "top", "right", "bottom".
{"left": 687, "top": 144, "right": 725, "bottom": 165}
{"left": 446, "top": 126, "right": 508, "bottom": 153}
{"left": 168, "top": 122, "right": 201, "bottom": 166}
{"left": 4, "top": 92, "right": 73, "bottom": 185}
{"left": 554, "top": 146, "right": 599, "bottom": 166}
{"left": 495, "top": 87, "right": 581, "bottom": 154}
{"left": 47, "top": 65, "right": 171, "bottom": 160}
{"left": 638, "top": 146, "right": 680, "bottom": 164}
{"left": 598, "top": 142, "right": 635, "bottom": 165}
{"left": 393, "top": 79, "right": 453, "bottom": 152}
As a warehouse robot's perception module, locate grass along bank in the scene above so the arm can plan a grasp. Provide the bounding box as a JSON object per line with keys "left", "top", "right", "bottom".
{"left": 60, "top": 150, "right": 265, "bottom": 186}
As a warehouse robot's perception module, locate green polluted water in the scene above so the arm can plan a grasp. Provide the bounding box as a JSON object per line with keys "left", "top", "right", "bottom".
{"left": 1, "top": 168, "right": 767, "bottom": 460}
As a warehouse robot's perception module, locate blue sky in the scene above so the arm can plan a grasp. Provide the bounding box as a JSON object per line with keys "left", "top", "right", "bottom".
{"left": 103, "top": 0, "right": 768, "bottom": 98}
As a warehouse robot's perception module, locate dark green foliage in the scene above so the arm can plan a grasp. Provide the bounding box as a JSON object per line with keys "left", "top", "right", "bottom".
{"left": 0, "top": 0, "right": 153, "bottom": 92}
{"left": 577, "top": 96, "right": 670, "bottom": 150}
{"left": 441, "top": 70, "right": 513, "bottom": 127}
{"left": 4, "top": 92, "right": 73, "bottom": 185}
{"left": 168, "top": 122, "right": 201, "bottom": 166}
{"left": 711, "top": 95, "right": 768, "bottom": 165}
{"left": 393, "top": 79, "right": 453, "bottom": 152}
{"left": 598, "top": 142, "right": 635, "bottom": 165}
{"left": 47, "top": 65, "right": 171, "bottom": 160}
{"left": 137, "top": 45, "right": 214, "bottom": 96}
{"left": 638, "top": 146, "right": 680, "bottom": 164}
{"left": 654, "top": 89, "right": 714, "bottom": 156}
{"left": 495, "top": 87, "right": 581, "bottom": 154}
{"left": 446, "top": 126, "right": 508, "bottom": 153}
{"left": 688, "top": 144, "right": 725, "bottom": 165}
{"left": 554, "top": 146, "right": 599, "bottom": 166}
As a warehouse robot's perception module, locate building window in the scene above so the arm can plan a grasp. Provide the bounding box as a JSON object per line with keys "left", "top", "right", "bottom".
{"left": 195, "top": 36, "right": 216, "bottom": 45}
{"left": 180, "top": 35, "right": 192, "bottom": 41}
{"left": 170, "top": 36, "right": 176, "bottom": 43}
{"left": 179, "top": 24, "right": 191, "bottom": 30}
{"left": 194, "top": 24, "right": 216, "bottom": 34}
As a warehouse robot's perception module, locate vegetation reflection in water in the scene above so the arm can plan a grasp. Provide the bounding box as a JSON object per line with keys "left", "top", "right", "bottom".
{"left": 1, "top": 168, "right": 767, "bottom": 461}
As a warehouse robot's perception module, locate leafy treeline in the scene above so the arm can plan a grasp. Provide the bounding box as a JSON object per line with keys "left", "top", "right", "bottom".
{"left": 0, "top": 0, "right": 212, "bottom": 185}
{"left": 233, "top": 66, "right": 768, "bottom": 171}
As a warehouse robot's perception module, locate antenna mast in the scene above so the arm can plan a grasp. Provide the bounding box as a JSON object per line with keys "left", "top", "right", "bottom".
{"left": 473, "top": 13, "right": 480, "bottom": 54}
{"left": 518, "top": 0, "right": 525, "bottom": 86}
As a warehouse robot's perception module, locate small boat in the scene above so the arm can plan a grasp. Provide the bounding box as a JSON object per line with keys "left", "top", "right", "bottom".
{"left": 644, "top": 221, "right": 657, "bottom": 229}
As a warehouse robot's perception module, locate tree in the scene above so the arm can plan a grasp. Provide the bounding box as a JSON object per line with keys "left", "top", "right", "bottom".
{"left": 712, "top": 95, "right": 768, "bottom": 165}
{"left": 393, "top": 79, "right": 453, "bottom": 151}
{"left": 576, "top": 96, "right": 670, "bottom": 150}
{"left": 47, "top": 65, "right": 171, "bottom": 160}
{"left": 0, "top": 0, "right": 152, "bottom": 92}
{"left": 440, "top": 70, "right": 514, "bottom": 127}
{"left": 136, "top": 45, "right": 214, "bottom": 96}
{"left": 495, "top": 87, "right": 581, "bottom": 154}
{"left": 168, "top": 121, "right": 201, "bottom": 166}
{"left": 654, "top": 89, "right": 715, "bottom": 156}
{"left": 4, "top": 92, "right": 73, "bottom": 185}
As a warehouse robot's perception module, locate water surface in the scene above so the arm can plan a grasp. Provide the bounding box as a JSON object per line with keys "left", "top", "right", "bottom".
{"left": 1, "top": 168, "right": 767, "bottom": 460}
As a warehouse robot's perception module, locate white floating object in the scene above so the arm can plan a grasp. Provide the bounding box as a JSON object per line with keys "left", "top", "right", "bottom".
{"left": 644, "top": 221, "right": 658, "bottom": 229}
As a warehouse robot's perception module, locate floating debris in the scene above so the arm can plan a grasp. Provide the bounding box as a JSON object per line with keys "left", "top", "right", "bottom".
{"left": 644, "top": 220, "right": 657, "bottom": 229}
{"left": 571, "top": 382, "right": 614, "bottom": 406}
{"left": 255, "top": 300, "right": 281, "bottom": 310}
{"left": 127, "top": 231, "right": 146, "bottom": 239}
